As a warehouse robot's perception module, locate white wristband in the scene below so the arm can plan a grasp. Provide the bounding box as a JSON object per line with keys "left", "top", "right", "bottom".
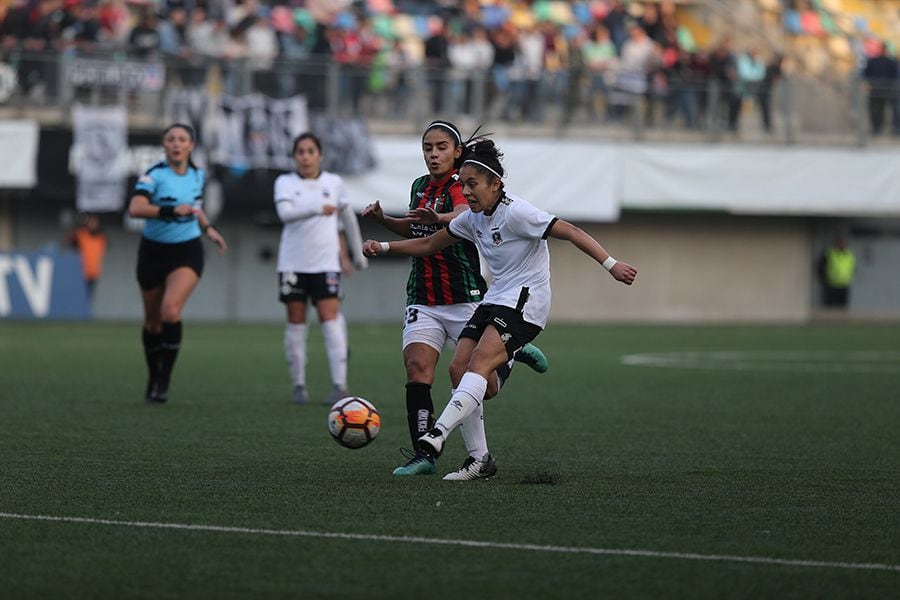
{"left": 379, "top": 242, "right": 390, "bottom": 255}
{"left": 602, "top": 256, "right": 617, "bottom": 271}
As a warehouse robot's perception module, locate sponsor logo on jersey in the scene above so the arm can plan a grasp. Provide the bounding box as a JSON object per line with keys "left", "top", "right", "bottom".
{"left": 138, "top": 175, "right": 153, "bottom": 184}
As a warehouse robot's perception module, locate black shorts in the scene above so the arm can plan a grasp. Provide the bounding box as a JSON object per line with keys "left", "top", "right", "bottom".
{"left": 459, "top": 303, "right": 542, "bottom": 360}
{"left": 136, "top": 237, "right": 204, "bottom": 291}
{"left": 278, "top": 272, "right": 342, "bottom": 304}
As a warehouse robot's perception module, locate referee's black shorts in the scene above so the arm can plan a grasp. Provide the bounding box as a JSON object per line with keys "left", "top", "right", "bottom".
{"left": 136, "top": 237, "right": 204, "bottom": 291}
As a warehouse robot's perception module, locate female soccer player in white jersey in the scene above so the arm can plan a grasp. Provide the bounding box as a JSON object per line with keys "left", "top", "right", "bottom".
{"left": 129, "top": 123, "right": 228, "bottom": 404}
{"left": 274, "top": 132, "right": 368, "bottom": 406}
{"left": 364, "top": 137, "right": 637, "bottom": 477}
{"left": 362, "top": 121, "right": 548, "bottom": 479}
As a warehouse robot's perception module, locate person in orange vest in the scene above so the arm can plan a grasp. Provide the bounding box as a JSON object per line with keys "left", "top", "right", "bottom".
{"left": 818, "top": 233, "right": 856, "bottom": 309}
{"left": 67, "top": 213, "right": 108, "bottom": 302}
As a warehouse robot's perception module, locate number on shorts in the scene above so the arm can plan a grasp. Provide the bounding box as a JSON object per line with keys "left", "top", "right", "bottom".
{"left": 405, "top": 307, "right": 419, "bottom": 324}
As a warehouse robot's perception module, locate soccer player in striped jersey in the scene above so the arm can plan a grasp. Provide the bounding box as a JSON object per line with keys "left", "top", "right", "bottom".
{"left": 362, "top": 121, "right": 548, "bottom": 478}
{"left": 129, "top": 123, "right": 227, "bottom": 404}
{"left": 364, "top": 137, "right": 637, "bottom": 479}
{"left": 275, "top": 132, "right": 368, "bottom": 406}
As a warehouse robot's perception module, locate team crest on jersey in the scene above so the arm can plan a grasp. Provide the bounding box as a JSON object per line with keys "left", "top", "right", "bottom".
{"left": 323, "top": 189, "right": 330, "bottom": 198}
{"left": 491, "top": 230, "right": 503, "bottom": 246}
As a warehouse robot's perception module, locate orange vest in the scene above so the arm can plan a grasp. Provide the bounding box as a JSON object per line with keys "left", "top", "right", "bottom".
{"left": 75, "top": 228, "right": 107, "bottom": 281}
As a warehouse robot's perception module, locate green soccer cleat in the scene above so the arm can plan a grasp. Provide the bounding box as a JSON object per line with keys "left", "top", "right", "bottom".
{"left": 392, "top": 449, "right": 436, "bottom": 476}
{"left": 515, "top": 343, "right": 549, "bottom": 374}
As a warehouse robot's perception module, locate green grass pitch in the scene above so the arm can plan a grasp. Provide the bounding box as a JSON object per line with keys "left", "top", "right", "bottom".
{"left": 1, "top": 322, "right": 898, "bottom": 598}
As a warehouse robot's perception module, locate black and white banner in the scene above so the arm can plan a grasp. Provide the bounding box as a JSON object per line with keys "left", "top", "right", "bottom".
{"left": 166, "top": 90, "right": 308, "bottom": 171}
{"left": 70, "top": 104, "right": 127, "bottom": 212}
{"left": 164, "top": 90, "right": 375, "bottom": 175}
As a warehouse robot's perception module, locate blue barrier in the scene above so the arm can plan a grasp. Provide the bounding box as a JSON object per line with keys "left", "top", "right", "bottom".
{"left": 0, "top": 251, "right": 91, "bottom": 320}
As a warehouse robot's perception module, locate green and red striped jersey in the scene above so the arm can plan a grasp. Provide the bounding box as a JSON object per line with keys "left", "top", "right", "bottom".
{"left": 406, "top": 172, "right": 487, "bottom": 306}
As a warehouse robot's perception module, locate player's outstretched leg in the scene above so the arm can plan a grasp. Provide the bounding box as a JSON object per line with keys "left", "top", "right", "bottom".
{"left": 392, "top": 448, "right": 436, "bottom": 476}
{"left": 443, "top": 453, "right": 498, "bottom": 481}
{"left": 515, "top": 343, "right": 549, "bottom": 374}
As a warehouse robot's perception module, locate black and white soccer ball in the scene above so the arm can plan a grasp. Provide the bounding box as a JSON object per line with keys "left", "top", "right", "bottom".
{"left": 327, "top": 396, "right": 381, "bottom": 449}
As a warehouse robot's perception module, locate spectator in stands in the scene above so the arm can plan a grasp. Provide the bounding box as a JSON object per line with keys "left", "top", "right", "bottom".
{"left": 514, "top": 22, "right": 545, "bottom": 122}
{"left": 424, "top": 17, "right": 451, "bottom": 113}
{"left": 489, "top": 23, "right": 517, "bottom": 118}
{"left": 638, "top": 2, "right": 666, "bottom": 45}
{"left": 862, "top": 41, "right": 898, "bottom": 136}
{"left": 609, "top": 22, "right": 658, "bottom": 123}
{"left": 561, "top": 30, "right": 588, "bottom": 127}
{"left": 448, "top": 28, "right": 493, "bottom": 116}
{"left": 708, "top": 36, "right": 739, "bottom": 132}
{"left": 759, "top": 52, "right": 783, "bottom": 133}
{"left": 187, "top": 6, "right": 227, "bottom": 61}
{"left": 737, "top": 47, "right": 766, "bottom": 131}
{"left": 603, "top": 0, "right": 629, "bottom": 55}
{"left": 128, "top": 9, "right": 160, "bottom": 58}
{"left": 583, "top": 25, "right": 617, "bottom": 122}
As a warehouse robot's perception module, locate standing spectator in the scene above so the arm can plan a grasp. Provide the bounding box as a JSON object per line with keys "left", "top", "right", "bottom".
{"left": 515, "top": 22, "right": 545, "bottom": 122}
{"left": 609, "top": 22, "right": 657, "bottom": 123}
{"left": 862, "top": 41, "right": 898, "bottom": 136}
{"left": 603, "top": 0, "right": 629, "bottom": 55}
{"left": 758, "top": 52, "right": 783, "bottom": 133}
{"left": 489, "top": 24, "right": 516, "bottom": 118}
{"left": 424, "top": 18, "right": 450, "bottom": 113}
{"left": 66, "top": 213, "right": 107, "bottom": 304}
{"left": 736, "top": 47, "right": 766, "bottom": 131}
{"left": 708, "top": 36, "right": 739, "bottom": 131}
{"left": 274, "top": 132, "right": 367, "bottom": 406}
{"left": 128, "top": 123, "right": 227, "bottom": 404}
{"left": 818, "top": 233, "right": 856, "bottom": 309}
{"left": 128, "top": 10, "right": 160, "bottom": 58}
{"left": 583, "top": 25, "right": 617, "bottom": 122}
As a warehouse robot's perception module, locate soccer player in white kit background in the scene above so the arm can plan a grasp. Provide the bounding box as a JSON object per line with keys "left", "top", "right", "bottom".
{"left": 364, "top": 136, "right": 637, "bottom": 476}
{"left": 274, "top": 132, "right": 368, "bottom": 406}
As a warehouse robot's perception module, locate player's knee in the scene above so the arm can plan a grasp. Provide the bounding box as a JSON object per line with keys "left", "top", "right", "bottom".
{"left": 160, "top": 303, "right": 182, "bottom": 323}
{"left": 405, "top": 357, "right": 434, "bottom": 382}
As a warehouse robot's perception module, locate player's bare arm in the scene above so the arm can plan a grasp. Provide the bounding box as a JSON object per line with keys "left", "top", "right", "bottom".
{"left": 407, "top": 203, "right": 468, "bottom": 227}
{"left": 363, "top": 227, "right": 456, "bottom": 258}
{"left": 361, "top": 200, "right": 414, "bottom": 238}
{"left": 549, "top": 219, "right": 637, "bottom": 285}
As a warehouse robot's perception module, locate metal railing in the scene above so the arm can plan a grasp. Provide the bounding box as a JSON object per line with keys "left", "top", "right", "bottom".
{"left": 0, "top": 50, "right": 897, "bottom": 146}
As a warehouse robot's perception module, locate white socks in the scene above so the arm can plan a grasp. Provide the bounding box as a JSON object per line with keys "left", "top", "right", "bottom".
{"left": 435, "top": 372, "right": 488, "bottom": 436}
{"left": 321, "top": 316, "right": 348, "bottom": 390}
{"left": 458, "top": 394, "right": 489, "bottom": 459}
{"left": 284, "top": 323, "right": 308, "bottom": 386}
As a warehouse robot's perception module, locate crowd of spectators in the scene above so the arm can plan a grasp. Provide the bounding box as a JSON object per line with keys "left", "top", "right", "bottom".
{"left": 0, "top": 0, "right": 897, "bottom": 134}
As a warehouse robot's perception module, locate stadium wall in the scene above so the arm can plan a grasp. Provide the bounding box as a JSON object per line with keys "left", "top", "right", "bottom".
{"left": 10, "top": 210, "right": 816, "bottom": 324}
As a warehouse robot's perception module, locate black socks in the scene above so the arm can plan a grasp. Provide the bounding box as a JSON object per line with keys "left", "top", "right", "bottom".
{"left": 405, "top": 382, "right": 434, "bottom": 447}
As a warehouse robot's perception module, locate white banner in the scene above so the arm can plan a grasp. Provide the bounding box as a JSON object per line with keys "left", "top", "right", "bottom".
{"left": 0, "top": 120, "right": 38, "bottom": 189}
{"left": 623, "top": 145, "right": 900, "bottom": 216}
{"left": 71, "top": 104, "right": 128, "bottom": 212}
{"left": 343, "top": 137, "right": 621, "bottom": 221}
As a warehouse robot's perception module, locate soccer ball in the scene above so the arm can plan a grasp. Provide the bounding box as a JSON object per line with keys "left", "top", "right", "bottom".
{"left": 327, "top": 396, "right": 381, "bottom": 449}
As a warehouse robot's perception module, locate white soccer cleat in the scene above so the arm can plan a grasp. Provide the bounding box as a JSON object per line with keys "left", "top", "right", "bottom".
{"left": 416, "top": 428, "right": 445, "bottom": 458}
{"left": 442, "top": 453, "right": 497, "bottom": 481}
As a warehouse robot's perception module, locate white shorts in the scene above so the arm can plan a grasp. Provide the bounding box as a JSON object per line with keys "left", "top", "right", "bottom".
{"left": 401, "top": 303, "right": 479, "bottom": 352}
